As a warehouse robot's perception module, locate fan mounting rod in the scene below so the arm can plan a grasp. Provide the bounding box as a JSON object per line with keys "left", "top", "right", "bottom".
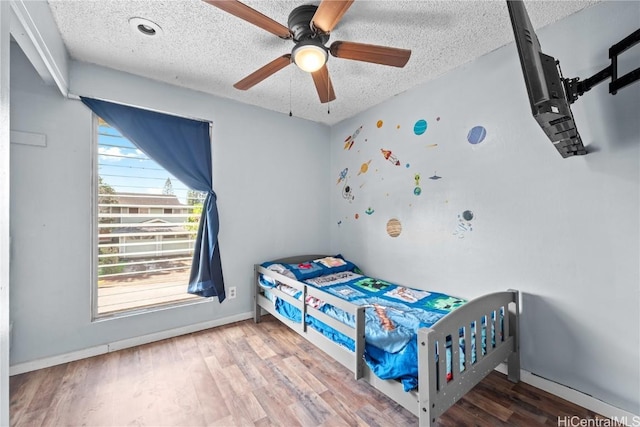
{"left": 288, "top": 5, "right": 329, "bottom": 44}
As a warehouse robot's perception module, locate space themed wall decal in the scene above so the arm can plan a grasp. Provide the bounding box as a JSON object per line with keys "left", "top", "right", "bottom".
{"left": 380, "top": 149, "right": 400, "bottom": 166}
{"left": 344, "top": 125, "right": 362, "bottom": 150}
{"left": 335, "top": 113, "right": 477, "bottom": 241}
{"left": 413, "top": 174, "right": 422, "bottom": 195}
{"left": 357, "top": 160, "right": 371, "bottom": 175}
{"left": 386, "top": 218, "right": 402, "bottom": 238}
{"left": 413, "top": 119, "right": 427, "bottom": 135}
{"left": 453, "top": 210, "right": 474, "bottom": 238}
{"left": 342, "top": 182, "right": 354, "bottom": 202}
{"left": 467, "top": 126, "right": 487, "bottom": 145}
{"left": 337, "top": 167, "right": 348, "bottom": 185}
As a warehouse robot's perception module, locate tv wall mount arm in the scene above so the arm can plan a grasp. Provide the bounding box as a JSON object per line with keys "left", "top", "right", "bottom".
{"left": 563, "top": 28, "right": 640, "bottom": 105}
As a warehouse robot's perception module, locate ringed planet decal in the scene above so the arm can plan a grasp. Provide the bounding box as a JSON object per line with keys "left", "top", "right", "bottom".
{"left": 357, "top": 160, "right": 372, "bottom": 175}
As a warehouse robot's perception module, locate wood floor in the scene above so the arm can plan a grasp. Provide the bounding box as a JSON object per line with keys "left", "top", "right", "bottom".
{"left": 10, "top": 315, "right": 603, "bottom": 427}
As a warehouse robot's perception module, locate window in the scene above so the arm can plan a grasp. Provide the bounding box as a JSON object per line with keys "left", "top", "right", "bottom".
{"left": 95, "top": 117, "right": 205, "bottom": 316}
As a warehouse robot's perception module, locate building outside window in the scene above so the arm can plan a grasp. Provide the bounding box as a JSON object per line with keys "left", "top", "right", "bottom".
{"left": 96, "top": 118, "right": 205, "bottom": 316}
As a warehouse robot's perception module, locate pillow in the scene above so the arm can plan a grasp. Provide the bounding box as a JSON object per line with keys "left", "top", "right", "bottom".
{"left": 258, "top": 263, "right": 294, "bottom": 288}
{"left": 261, "top": 254, "right": 358, "bottom": 281}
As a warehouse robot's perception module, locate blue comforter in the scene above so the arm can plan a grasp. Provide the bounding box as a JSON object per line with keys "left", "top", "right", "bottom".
{"left": 259, "top": 258, "right": 470, "bottom": 390}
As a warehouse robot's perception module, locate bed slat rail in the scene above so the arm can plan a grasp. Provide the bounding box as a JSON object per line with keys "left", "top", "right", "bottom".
{"left": 417, "top": 290, "right": 519, "bottom": 427}
{"left": 255, "top": 263, "right": 366, "bottom": 380}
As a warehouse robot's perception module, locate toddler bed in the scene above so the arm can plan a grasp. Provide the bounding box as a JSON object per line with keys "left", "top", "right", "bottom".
{"left": 253, "top": 255, "right": 520, "bottom": 426}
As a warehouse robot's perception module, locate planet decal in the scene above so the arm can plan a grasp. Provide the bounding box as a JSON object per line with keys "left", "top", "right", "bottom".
{"left": 467, "top": 126, "right": 487, "bottom": 145}
{"left": 376, "top": 120, "right": 383, "bottom": 128}
{"left": 405, "top": 163, "right": 410, "bottom": 168}
{"left": 413, "top": 119, "right": 427, "bottom": 135}
{"left": 357, "top": 160, "right": 372, "bottom": 175}
{"left": 436, "top": 117, "right": 441, "bottom": 121}
{"left": 396, "top": 125, "right": 401, "bottom": 129}
{"left": 355, "top": 213, "right": 359, "bottom": 219}
{"left": 414, "top": 187, "right": 422, "bottom": 196}
{"left": 386, "top": 218, "right": 402, "bottom": 238}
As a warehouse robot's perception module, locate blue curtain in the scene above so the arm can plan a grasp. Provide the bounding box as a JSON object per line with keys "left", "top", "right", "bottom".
{"left": 81, "top": 97, "right": 225, "bottom": 302}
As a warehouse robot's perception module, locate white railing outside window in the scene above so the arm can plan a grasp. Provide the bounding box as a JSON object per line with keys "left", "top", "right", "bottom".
{"left": 96, "top": 119, "right": 205, "bottom": 316}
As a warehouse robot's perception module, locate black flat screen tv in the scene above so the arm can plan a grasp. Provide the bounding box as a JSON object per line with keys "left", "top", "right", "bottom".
{"left": 507, "top": 0, "right": 586, "bottom": 158}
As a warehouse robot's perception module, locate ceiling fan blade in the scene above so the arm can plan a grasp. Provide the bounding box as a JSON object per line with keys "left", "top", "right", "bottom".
{"left": 311, "top": 0, "right": 354, "bottom": 33}
{"left": 330, "top": 41, "right": 411, "bottom": 68}
{"left": 203, "top": 0, "right": 291, "bottom": 38}
{"left": 234, "top": 55, "right": 292, "bottom": 90}
{"left": 311, "top": 65, "right": 336, "bottom": 104}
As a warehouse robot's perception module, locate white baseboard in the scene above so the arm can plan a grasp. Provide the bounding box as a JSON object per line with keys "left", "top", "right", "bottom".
{"left": 495, "top": 364, "right": 639, "bottom": 425}
{"left": 9, "top": 311, "right": 253, "bottom": 376}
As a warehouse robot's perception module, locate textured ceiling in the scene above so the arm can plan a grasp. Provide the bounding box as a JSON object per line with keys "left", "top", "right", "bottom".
{"left": 47, "top": 0, "right": 597, "bottom": 125}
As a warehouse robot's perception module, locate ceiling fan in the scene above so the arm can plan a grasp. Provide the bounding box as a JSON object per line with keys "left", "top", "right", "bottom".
{"left": 203, "top": 0, "right": 412, "bottom": 103}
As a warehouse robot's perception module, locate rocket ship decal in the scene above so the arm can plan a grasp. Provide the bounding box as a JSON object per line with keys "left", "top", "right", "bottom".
{"left": 380, "top": 149, "right": 401, "bottom": 166}
{"left": 344, "top": 126, "right": 362, "bottom": 150}
{"left": 337, "top": 168, "right": 348, "bottom": 185}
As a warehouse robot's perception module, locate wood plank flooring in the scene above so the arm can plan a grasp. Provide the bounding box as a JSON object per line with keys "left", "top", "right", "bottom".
{"left": 10, "top": 316, "right": 604, "bottom": 426}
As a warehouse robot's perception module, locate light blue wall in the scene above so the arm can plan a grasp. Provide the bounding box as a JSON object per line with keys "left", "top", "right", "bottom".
{"left": 329, "top": 1, "right": 639, "bottom": 414}
{"left": 9, "top": 43, "right": 331, "bottom": 365}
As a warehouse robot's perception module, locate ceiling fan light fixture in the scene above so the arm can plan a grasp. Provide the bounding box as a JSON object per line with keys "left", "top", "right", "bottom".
{"left": 292, "top": 40, "right": 327, "bottom": 73}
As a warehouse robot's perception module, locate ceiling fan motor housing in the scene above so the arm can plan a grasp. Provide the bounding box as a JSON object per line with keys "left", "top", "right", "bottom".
{"left": 288, "top": 5, "right": 329, "bottom": 44}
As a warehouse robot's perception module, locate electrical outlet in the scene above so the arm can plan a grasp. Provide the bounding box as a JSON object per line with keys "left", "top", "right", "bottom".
{"left": 228, "top": 286, "right": 237, "bottom": 299}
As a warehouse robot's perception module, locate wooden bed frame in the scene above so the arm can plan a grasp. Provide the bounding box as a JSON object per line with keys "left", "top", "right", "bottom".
{"left": 253, "top": 255, "right": 520, "bottom": 426}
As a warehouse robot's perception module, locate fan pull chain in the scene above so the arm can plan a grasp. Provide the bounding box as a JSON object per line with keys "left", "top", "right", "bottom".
{"left": 327, "top": 81, "right": 331, "bottom": 115}
{"left": 289, "top": 65, "right": 293, "bottom": 117}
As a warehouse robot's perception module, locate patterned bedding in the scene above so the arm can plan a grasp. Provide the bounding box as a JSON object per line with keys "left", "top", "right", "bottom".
{"left": 259, "top": 256, "right": 490, "bottom": 391}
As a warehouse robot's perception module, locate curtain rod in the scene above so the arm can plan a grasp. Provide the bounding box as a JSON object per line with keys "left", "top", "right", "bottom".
{"left": 67, "top": 92, "right": 214, "bottom": 125}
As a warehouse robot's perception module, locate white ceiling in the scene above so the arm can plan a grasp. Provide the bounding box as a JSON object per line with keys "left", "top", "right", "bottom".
{"left": 47, "top": 0, "right": 597, "bottom": 125}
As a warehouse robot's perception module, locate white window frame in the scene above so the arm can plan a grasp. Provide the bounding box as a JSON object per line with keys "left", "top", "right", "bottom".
{"left": 90, "top": 113, "right": 211, "bottom": 320}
